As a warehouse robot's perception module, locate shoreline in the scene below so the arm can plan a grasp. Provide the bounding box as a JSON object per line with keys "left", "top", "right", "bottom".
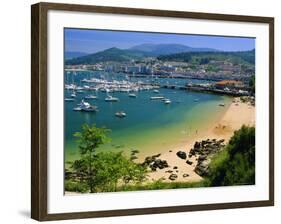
{"left": 64, "top": 97, "right": 255, "bottom": 195}
{"left": 142, "top": 97, "right": 255, "bottom": 183}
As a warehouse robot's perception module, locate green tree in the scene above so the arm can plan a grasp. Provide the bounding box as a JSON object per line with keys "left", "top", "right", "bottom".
{"left": 74, "top": 124, "right": 110, "bottom": 192}
{"left": 67, "top": 124, "right": 148, "bottom": 193}
{"left": 91, "top": 152, "right": 147, "bottom": 192}
{"left": 70, "top": 159, "right": 87, "bottom": 182}
{"left": 207, "top": 125, "right": 255, "bottom": 186}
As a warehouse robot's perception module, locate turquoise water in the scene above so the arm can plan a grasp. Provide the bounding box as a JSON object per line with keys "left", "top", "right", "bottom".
{"left": 64, "top": 71, "right": 231, "bottom": 162}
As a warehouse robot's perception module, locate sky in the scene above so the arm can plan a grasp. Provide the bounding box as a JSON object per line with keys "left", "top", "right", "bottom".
{"left": 65, "top": 28, "right": 255, "bottom": 54}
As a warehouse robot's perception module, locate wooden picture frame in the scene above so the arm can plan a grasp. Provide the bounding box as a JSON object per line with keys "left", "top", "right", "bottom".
{"left": 31, "top": 2, "right": 274, "bottom": 221}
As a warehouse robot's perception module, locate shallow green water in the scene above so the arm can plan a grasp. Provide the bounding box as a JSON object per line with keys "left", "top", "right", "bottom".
{"left": 64, "top": 71, "right": 231, "bottom": 162}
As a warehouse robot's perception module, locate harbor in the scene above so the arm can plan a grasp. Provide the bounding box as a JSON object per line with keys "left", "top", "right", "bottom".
{"left": 64, "top": 70, "right": 238, "bottom": 162}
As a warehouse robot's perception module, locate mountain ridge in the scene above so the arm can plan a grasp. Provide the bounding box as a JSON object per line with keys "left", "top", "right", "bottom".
{"left": 130, "top": 43, "right": 217, "bottom": 55}
{"left": 65, "top": 44, "right": 253, "bottom": 65}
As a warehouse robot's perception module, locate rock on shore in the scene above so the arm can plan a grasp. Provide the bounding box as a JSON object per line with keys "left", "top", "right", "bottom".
{"left": 188, "top": 139, "right": 225, "bottom": 176}
{"left": 142, "top": 153, "right": 169, "bottom": 171}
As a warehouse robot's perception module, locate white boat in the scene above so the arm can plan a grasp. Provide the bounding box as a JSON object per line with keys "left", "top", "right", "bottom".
{"left": 150, "top": 96, "right": 165, "bottom": 100}
{"left": 84, "top": 95, "right": 98, "bottom": 100}
{"left": 81, "top": 101, "right": 98, "bottom": 112}
{"left": 74, "top": 100, "right": 98, "bottom": 112}
{"left": 77, "top": 90, "right": 85, "bottom": 93}
{"left": 65, "top": 84, "right": 76, "bottom": 90}
{"left": 73, "top": 107, "right": 82, "bottom": 111}
{"left": 65, "top": 98, "right": 74, "bottom": 102}
{"left": 105, "top": 95, "right": 119, "bottom": 102}
{"left": 70, "top": 92, "right": 76, "bottom": 98}
{"left": 219, "top": 103, "right": 225, "bottom": 107}
{"left": 153, "top": 89, "right": 159, "bottom": 93}
{"left": 115, "top": 111, "right": 126, "bottom": 118}
{"left": 164, "top": 99, "right": 171, "bottom": 104}
{"left": 128, "top": 93, "right": 137, "bottom": 98}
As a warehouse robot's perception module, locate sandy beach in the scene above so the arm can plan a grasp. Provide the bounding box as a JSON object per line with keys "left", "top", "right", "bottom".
{"left": 143, "top": 97, "right": 255, "bottom": 183}
{"left": 65, "top": 97, "right": 255, "bottom": 195}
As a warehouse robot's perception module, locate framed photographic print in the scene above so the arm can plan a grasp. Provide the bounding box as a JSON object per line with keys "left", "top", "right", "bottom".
{"left": 31, "top": 2, "right": 274, "bottom": 221}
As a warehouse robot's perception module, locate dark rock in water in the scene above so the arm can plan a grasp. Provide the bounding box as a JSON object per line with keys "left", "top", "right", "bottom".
{"left": 183, "top": 173, "right": 189, "bottom": 178}
{"left": 186, "top": 160, "right": 193, "bottom": 165}
{"left": 176, "top": 170, "right": 179, "bottom": 173}
{"left": 169, "top": 150, "right": 173, "bottom": 152}
{"left": 169, "top": 173, "right": 178, "bottom": 181}
{"left": 173, "top": 166, "right": 178, "bottom": 169}
{"left": 176, "top": 151, "right": 187, "bottom": 159}
{"left": 165, "top": 170, "right": 173, "bottom": 173}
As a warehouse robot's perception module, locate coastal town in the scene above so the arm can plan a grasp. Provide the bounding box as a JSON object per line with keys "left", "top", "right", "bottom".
{"left": 65, "top": 56, "right": 254, "bottom": 81}
{"left": 65, "top": 56, "right": 255, "bottom": 99}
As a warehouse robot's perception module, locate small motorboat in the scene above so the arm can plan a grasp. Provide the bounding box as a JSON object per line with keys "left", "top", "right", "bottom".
{"left": 74, "top": 100, "right": 98, "bottom": 112}
{"left": 164, "top": 99, "right": 171, "bottom": 104}
{"left": 73, "top": 107, "right": 82, "bottom": 111}
{"left": 70, "top": 92, "right": 76, "bottom": 98}
{"left": 105, "top": 95, "right": 119, "bottom": 102}
{"left": 115, "top": 111, "right": 126, "bottom": 118}
{"left": 65, "top": 98, "right": 74, "bottom": 102}
{"left": 128, "top": 93, "right": 137, "bottom": 98}
{"left": 153, "top": 89, "right": 159, "bottom": 93}
{"left": 84, "top": 95, "right": 98, "bottom": 100}
{"left": 150, "top": 96, "right": 165, "bottom": 100}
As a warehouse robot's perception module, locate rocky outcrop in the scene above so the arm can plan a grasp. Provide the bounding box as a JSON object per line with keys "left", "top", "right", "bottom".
{"left": 188, "top": 139, "right": 225, "bottom": 177}
{"left": 142, "top": 154, "right": 169, "bottom": 171}
{"left": 194, "top": 156, "right": 211, "bottom": 176}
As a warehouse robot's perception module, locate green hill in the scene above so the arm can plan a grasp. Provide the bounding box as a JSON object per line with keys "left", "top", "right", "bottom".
{"left": 157, "top": 49, "right": 255, "bottom": 64}
{"left": 130, "top": 43, "right": 217, "bottom": 55}
{"left": 65, "top": 47, "right": 148, "bottom": 65}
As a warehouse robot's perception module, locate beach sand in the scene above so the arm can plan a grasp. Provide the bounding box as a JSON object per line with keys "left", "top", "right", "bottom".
{"left": 143, "top": 97, "right": 255, "bottom": 183}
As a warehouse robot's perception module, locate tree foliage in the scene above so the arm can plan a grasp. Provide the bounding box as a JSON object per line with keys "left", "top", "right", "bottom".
{"left": 157, "top": 49, "right": 255, "bottom": 65}
{"left": 206, "top": 125, "right": 255, "bottom": 186}
{"left": 66, "top": 124, "right": 147, "bottom": 193}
